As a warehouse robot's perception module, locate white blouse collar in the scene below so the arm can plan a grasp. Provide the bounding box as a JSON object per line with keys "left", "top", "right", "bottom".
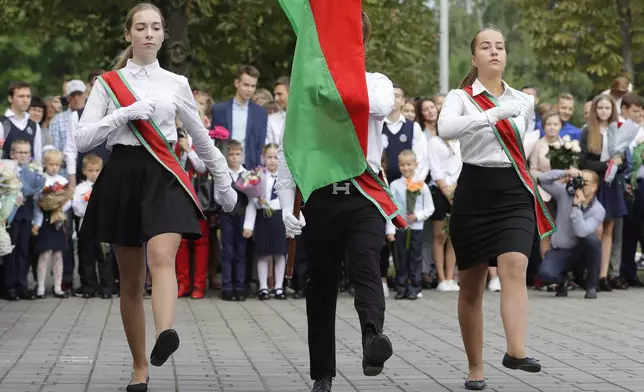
{"left": 124, "top": 59, "right": 161, "bottom": 77}
{"left": 471, "top": 79, "right": 514, "bottom": 100}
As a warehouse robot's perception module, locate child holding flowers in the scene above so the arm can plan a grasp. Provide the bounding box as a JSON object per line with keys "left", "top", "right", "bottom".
{"left": 243, "top": 144, "right": 288, "bottom": 300}
{"left": 32, "top": 149, "right": 73, "bottom": 298}
{"left": 386, "top": 150, "right": 434, "bottom": 299}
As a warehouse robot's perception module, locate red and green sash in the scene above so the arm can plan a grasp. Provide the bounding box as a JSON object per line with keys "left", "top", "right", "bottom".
{"left": 352, "top": 168, "right": 407, "bottom": 229}
{"left": 464, "top": 86, "right": 555, "bottom": 238}
{"left": 98, "top": 70, "right": 205, "bottom": 220}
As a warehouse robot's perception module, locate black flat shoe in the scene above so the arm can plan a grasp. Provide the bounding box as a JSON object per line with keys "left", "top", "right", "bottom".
{"left": 502, "top": 353, "right": 541, "bottom": 373}
{"left": 150, "top": 329, "right": 180, "bottom": 367}
{"left": 362, "top": 331, "right": 393, "bottom": 376}
{"left": 464, "top": 380, "right": 486, "bottom": 390}
{"left": 126, "top": 376, "right": 149, "bottom": 392}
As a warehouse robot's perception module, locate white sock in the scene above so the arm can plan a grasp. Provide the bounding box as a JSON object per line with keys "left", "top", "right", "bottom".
{"left": 274, "top": 255, "right": 286, "bottom": 290}
{"left": 257, "top": 256, "right": 270, "bottom": 290}
{"left": 37, "top": 251, "right": 52, "bottom": 295}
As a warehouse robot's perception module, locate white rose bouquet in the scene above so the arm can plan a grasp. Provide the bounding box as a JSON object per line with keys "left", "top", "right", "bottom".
{"left": 546, "top": 135, "right": 581, "bottom": 170}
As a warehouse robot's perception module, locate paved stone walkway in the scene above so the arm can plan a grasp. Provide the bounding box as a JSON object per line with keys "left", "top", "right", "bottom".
{"left": 0, "top": 288, "right": 643, "bottom": 392}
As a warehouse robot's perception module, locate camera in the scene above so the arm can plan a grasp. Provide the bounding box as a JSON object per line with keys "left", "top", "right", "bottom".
{"left": 566, "top": 176, "right": 585, "bottom": 196}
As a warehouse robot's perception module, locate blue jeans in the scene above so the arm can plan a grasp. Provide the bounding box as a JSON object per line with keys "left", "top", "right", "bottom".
{"left": 538, "top": 235, "right": 601, "bottom": 288}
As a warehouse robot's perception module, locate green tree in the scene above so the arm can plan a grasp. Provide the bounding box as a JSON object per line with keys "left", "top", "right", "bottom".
{"left": 516, "top": 0, "right": 644, "bottom": 89}
{"left": 0, "top": 0, "right": 439, "bottom": 102}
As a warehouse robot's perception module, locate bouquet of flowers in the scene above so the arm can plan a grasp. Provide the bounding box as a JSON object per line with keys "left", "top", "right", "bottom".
{"left": 209, "top": 125, "right": 230, "bottom": 150}
{"left": 38, "top": 182, "right": 73, "bottom": 229}
{"left": 405, "top": 178, "right": 424, "bottom": 249}
{"left": 258, "top": 197, "right": 274, "bottom": 218}
{"left": 545, "top": 135, "right": 581, "bottom": 170}
{"left": 0, "top": 162, "right": 23, "bottom": 255}
{"left": 235, "top": 167, "right": 265, "bottom": 198}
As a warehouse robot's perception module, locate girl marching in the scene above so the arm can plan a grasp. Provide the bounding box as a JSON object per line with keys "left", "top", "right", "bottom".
{"left": 73, "top": 3, "right": 236, "bottom": 391}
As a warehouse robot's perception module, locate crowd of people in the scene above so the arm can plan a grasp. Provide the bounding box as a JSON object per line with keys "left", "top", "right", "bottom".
{"left": 0, "top": 49, "right": 643, "bottom": 305}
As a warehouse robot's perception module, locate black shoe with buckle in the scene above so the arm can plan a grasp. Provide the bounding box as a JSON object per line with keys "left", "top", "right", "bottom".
{"left": 311, "top": 377, "right": 332, "bottom": 392}
{"left": 362, "top": 326, "right": 393, "bottom": 376}
{"left": 258, "top": 289, "right": 270, "bottom": 300}
{"left": 501, "top": 353, "right": 541, "bottom": 373}
{"left": 598, "top": 277, "right": 613, "bottom": 292}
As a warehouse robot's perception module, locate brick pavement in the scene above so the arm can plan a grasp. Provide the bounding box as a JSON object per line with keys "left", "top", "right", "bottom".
{"left": 0, "top": 289, "right": 643, "bottom": 392}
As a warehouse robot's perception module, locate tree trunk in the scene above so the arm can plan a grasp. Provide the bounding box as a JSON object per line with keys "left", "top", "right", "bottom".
{"left": 616, "top": 0, "right": 634, "bottom": 84}
{"left": 162, "top": 0, "right": 190, "bottom": 76}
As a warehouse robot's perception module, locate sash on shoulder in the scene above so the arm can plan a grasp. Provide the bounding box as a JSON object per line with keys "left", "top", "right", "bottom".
{"left": 98, "top": 70, "right": 205, "bottom": 220}
{"left": 463, "top": 85, "right": 556, "bottom": 239}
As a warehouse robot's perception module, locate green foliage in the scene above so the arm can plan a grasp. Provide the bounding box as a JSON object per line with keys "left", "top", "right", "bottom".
{"left": 516, "top": 0, "right": 644, "bottom": 90}
{"left": 0, "top": 0, "right": 439, "bottom": 104}
{"left": 364, "top": 0, "right": 438, "bottom": 98}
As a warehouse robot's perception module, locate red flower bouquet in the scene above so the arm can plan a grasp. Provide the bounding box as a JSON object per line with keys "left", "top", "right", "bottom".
{"left": 39, "top": 182, "right": 73, "bottom": 226}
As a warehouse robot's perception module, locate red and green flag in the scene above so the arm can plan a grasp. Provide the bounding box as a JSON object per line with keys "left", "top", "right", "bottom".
{"left": 277, "top": 0, "right": 406, "bottom": 228}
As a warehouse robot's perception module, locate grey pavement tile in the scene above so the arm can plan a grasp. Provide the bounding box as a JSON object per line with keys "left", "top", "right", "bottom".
{"left": 0, "top": 290, "right": 643, "bottom": 391}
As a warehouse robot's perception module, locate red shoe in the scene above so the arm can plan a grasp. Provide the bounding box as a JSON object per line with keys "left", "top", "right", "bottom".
{"left": 178, "top": 284, "right": 191, "bottom": 298}
{"left": 190, "top": 287, "right": 205, "bottom": 299}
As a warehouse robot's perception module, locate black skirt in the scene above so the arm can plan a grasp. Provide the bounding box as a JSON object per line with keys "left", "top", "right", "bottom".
{"left": 253, "top": 209, "right": 288, "bottom": 257}
{"left": 449, "top": 163, "right": 535, "bottom": 271}
{"left": 430, "top": 185, "right": 451, "bottom": 221}
{"left": 79, "top": 145, "right": 202, "bottom": 247}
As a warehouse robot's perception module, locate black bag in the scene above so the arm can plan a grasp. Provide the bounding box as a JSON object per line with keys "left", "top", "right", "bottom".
{"left": 192, "top": 173, "right": 220, "bottom": 214}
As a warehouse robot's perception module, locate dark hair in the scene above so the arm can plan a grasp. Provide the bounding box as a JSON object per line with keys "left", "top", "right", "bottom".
{"left": 29, "top": 96, "right": 46, "bottom": 111}
{"left": 88, "top": 70, "right": 105, "bottom": 84}
{"left": 8, "top": 81, "right": 30, "bottom": 97}
{"left": 459, "top": 25, "right": 503, "bottom": 89}
{"left": 541, "top": 110, "right": 562, "bottom": 126}
{"left": 273, "top": 76, "right": 290, "bottom": 90}
{"left": 227, "top": 139, "right": 243, "bottom": 152}
{"left": 28, "top": 96, "right": 47, "bottom": 124}
{"left": 237, "top": 65, "right": 260, "bottom": 80}
{"left": 621, "top": 92, "right": 642, "bottom": 109}
{"left": 113, "top": 3, "right": 165, "bottom": 70}
{"left": 362, "top": 11, "right": 372, "bottom": 45}
{"left": 415, "top": 98, "right": 436, "bottom": 131}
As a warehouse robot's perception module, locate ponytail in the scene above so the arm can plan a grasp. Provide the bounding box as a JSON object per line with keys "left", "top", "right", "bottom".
{"left": 459, "top": 66, "right": 478, "bottom": 89}
{"left": 113, "top": 45, "right": 133, "bottom": 70}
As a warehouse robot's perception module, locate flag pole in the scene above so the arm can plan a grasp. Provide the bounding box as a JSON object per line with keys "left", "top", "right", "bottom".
{"left": 285, "top": 187, "right": 302, "bottom": 279}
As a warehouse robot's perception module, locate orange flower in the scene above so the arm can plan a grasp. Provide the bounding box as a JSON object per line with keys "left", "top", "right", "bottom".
{"left": 406, "top": 178, "right": 424, "bottom": 193}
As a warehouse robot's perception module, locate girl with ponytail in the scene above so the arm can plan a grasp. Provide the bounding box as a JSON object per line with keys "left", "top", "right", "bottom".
{"left": 74, "top": 3, "right": 236, "bottom": 391}
{"left": 437, "top": 26, "right": 548, "bottom": 390}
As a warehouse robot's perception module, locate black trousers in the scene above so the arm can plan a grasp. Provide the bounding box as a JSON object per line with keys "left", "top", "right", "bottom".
{"left": 4, "top": 219, "right": 31, "bottom": 295}
{"left": 303, "top": 181, "right": 386, "bottom": 380}
{"left": 79, "top": 239, "right": 113, "bottom": 294}
{"left": 394, "top": 229, "right": 423, "bottom": 294}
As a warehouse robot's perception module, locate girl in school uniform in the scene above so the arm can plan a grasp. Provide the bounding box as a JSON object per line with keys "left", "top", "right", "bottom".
{"left": 579, "top": 94, "right": 627, "bottom": 292}
{"left": 73, "top": 4, "right": 236, "bottom": 391}
{"left": 439, "top": 26, "right": 553, "bottom": 390}
{"left": 243, "top": 144, "right": 288, "bottom": 300}
{"left": 33, "top": 149, "right": 72, "bottom": 299}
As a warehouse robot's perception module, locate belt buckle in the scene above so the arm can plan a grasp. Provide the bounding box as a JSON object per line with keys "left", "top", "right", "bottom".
{"left": 331, "top": 181, "right": 351, "bottom": 195}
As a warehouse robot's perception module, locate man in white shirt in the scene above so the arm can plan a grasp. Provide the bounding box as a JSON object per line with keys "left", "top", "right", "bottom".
{"left": 382, "top": 84, "right": 428, "bottom": 183}
{"left": 1, "top": 81, "right": 42, "bottom": 162}
{"left": 266, "top": 76, "right": 289, "bottom": 145}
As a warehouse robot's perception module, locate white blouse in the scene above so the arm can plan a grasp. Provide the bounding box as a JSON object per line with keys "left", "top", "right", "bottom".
{"left": 438, "top": 79, "right": 534, "bottom": 167}
{"left": 426, "top": 136, "right": 462, "bottom": 187}
{"left": 74, "top": 59, "right": 229, "bottom": 186}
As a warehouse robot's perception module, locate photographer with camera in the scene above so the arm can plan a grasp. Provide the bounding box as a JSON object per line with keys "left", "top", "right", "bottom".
{"left": 537, "top": 168, "right": 605, "bottom": 298}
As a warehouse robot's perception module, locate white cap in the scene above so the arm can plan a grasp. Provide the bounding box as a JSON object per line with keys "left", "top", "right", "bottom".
{"left": 65, "top": 80, "right": 87, "bottom": 97}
